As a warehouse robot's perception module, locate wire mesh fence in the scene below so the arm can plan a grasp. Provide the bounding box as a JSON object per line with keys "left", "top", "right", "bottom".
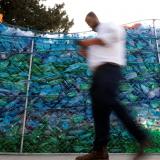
{"left": 0, "top": 19, "right": 160, "bottom": 153}
{"left": 0, "top": 35, "right": 32, "bottom": 152}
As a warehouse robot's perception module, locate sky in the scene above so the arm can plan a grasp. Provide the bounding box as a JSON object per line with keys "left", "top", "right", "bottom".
{"left": 42, "top": 0, "right": 160, "bottom": 32}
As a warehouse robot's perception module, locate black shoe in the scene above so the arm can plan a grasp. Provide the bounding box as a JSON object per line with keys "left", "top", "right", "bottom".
{"left": 75, "top": 147, "right": 109, "bottom": 160}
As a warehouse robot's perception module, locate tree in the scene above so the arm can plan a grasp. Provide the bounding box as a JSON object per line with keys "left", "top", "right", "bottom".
{"left": 0, "top": 0, "right": 74, "bottom": 32}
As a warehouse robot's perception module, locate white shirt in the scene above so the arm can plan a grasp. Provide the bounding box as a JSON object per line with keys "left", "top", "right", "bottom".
{"left": 87, "top": 22, "right": 126, "bottom": 71}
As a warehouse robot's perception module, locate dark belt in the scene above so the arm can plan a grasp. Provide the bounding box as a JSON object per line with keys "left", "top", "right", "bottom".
{"left": 94, "top": 62, "right": 121, "bottom": 72}
{"left": 104, "top": 62, "right": 121, "bottom": 67}
{"left": 100, "top": 62, "right": 121, "bottom": 68}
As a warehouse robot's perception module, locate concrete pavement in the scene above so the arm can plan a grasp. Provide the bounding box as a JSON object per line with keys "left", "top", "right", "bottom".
{"left": 0, "top": 154, "right": 159, "bottom": 160}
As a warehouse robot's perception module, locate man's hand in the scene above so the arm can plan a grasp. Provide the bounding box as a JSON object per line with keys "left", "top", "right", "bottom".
{"left": 77, "top": 40, "right": 88, "bottom": 47}
{"left": 77, "top": 39, "right": 105, "bottom": 47}
{"left": 79, "top": 49, "right": 88, "bottom": 58}
{"left": 76, "top": 40, "right": 88, "bottom": 49}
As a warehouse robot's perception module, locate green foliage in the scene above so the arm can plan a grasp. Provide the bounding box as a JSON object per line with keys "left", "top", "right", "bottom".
{"left": 1, "top": 0, "right": 74, "bottom": 32}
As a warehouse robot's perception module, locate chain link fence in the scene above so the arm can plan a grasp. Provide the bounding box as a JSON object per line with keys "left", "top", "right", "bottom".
{"left": 0, "top": 19, "right": 160, "bottom": 153}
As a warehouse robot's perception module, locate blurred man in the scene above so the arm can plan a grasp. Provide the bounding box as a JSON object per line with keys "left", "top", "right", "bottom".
{"left": 76, "top": 12, "right": 150, "bottom": 160}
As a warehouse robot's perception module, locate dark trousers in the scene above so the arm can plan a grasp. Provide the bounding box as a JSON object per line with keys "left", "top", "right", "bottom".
{"left": 90, "top": 63, "right": 147, "bottom": 151}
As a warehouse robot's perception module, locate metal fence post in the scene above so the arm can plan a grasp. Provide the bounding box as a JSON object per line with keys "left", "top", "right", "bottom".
{"left": 152, "top": 19, "right": 160, "bottom": 63}
{"left": 20, "top": 37, "right": 34, "bottom": 153}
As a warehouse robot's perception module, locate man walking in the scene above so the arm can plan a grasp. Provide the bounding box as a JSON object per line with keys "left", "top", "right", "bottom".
{"left": 76, "top": 12, "right": 150, "bottom": 160}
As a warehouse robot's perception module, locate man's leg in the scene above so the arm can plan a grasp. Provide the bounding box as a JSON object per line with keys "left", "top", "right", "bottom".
{"left": 93, "top": 63, "right": 149, "bottom": 144}
{"left": 92, "top": 103, "right": 112, "bottom": 151}
{"left": 104, "top": 95, "right": 150, "bottom": 160}
{"left": 75, "top": 65, "right": 112, "bottom": 160}
{"left": 98, "top": 64, "right": 150, "bottom": 160}
{"left": 90, "top": 65, "right": 113, "bottom": 151}
{"left": 110, "top": 101, "right": 148, "bottom": 144}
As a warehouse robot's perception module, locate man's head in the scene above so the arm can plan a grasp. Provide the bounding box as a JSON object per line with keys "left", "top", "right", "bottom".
{"left": 85, "top": 12, "right": 100, "bottom": 31}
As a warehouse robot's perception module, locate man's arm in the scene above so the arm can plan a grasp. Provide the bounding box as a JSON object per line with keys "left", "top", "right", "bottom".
{"left": 77, "top": 38, "right": 105, "bottom": 47}
{"left": 77, "top": 38, "right": 106, "bottom": 58}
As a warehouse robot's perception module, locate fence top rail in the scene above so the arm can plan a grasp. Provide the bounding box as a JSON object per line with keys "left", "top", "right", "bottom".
{"left": 0, "top": 19, "right": 160, "bottom": 39}
{"left": 122, "top": 18, "right": 160, "bottom": 25}
{"left": 0, "top": 34, "right": 86, "bottom": 40}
